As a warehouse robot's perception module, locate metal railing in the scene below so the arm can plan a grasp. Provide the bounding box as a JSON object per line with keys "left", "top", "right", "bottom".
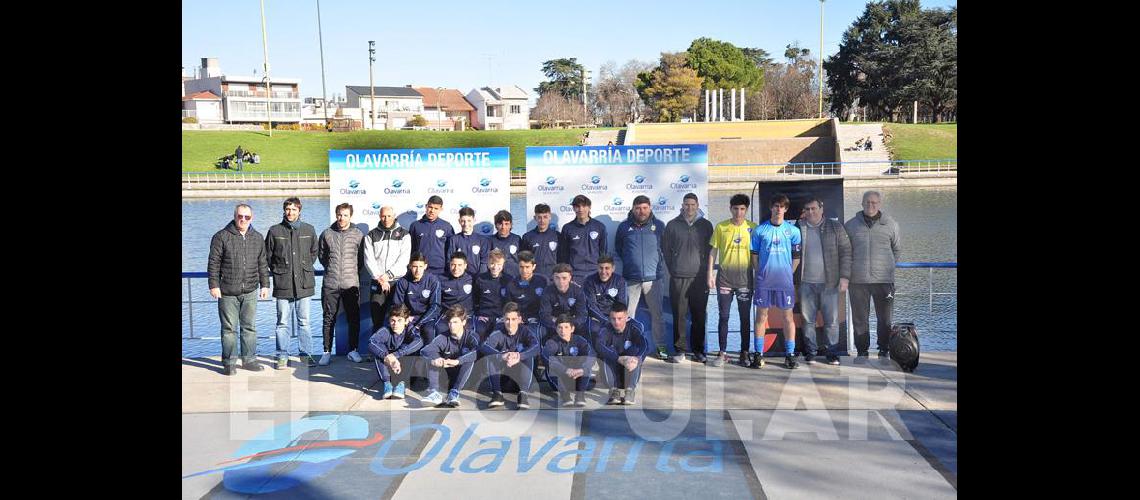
{"left": 225, "top": 90, "right": 301, "bottom": 99}
{"left": 708, "top": 159, "right": 957, "bottom": 179}
{"left": 182, "top": 172, "right": 330, "bottom": 184}
{"left": 182, "top": 263, "right": 955, "bottom": 340}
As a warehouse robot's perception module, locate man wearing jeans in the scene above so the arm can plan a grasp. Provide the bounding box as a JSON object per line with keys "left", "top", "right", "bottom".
{"left": 208, "top": 204, "right": 270, "bottom": 375}
{"left": 615, "top": 195, "right": 667, "bottom": 362}
{"left": 844, "top": 191, "right": 901, "bottom": 360}
{"left": 796, "top": 197, "right": 852, "bottom": 365}
{"left": 266, "top": 197, "right": 319, "bottom": 369}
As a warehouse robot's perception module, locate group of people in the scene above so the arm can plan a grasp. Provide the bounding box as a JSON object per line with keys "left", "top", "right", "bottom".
{"left": 217, "top": 145, "right": 260, "bottom": 171}
{"left": 206, "top": 189, "right": 900, "bottom": 407}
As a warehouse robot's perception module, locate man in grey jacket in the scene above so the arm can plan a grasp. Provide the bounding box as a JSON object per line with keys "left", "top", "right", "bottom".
{"left": 662, "top": 193, "right": 714, "bottom": 363}
{"left": 844, "top": 191, "right": 901, "bottom": 360}
{"left": 362, "top": 206, "right": 412, "bottom": 339}
{"left": 266, "top": 197, "right": 320, "bottom": 369}
{"left": 318, "top": 203, "right": 365, "bottom": 365}
{"left": 208, "top": 204, "right": 270, "bottom": 375}
{"left": 796, "top": 197, "right": 852, "bottom": 365}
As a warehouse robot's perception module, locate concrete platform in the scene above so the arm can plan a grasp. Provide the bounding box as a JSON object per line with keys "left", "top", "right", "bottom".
{"left": 182, "top": 352, "right": 956, "bottom": 498}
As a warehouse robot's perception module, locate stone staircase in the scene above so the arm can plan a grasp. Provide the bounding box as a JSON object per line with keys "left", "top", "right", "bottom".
{"left": 583, "top": 129, "right": 621, "bottom": 146}
{"left": 837, "top": 123, "right": 893, "bottom": 176}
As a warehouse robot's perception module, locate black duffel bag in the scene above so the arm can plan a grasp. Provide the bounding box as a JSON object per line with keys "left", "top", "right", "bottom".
{"left": 889, "top": 323, "right": 920, "bottom": 373}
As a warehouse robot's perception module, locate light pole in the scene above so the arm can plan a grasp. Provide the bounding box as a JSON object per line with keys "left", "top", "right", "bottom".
{"left": 316, "top": 0, "right": 329, "bottom": 130}
{"left": 437, "top": 87, "right": 444, "bottom": 131}
{"left": 818, "top": 0, "right": 825, "bottom": 119}
{"left": 368, "top": 41, "right": 376, "bottom": 130}
{"left": 259, "top": 0, "right": 273, "bottom": 136}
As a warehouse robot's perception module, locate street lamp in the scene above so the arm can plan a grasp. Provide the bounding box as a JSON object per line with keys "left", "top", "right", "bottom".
{"left": 259, "top": 0, "right": 273, "bottom": 137}
{"left": 368, "top": 41, "right": 376, "bottom": 130}
{"left": 316, "top": 0, "right": 329, "bottom": 131}
{"left": 819, "top": 0, "right": 825, "bottom": 119}
{"left": 437, "top": 87, "right": 444, "bottom": 131}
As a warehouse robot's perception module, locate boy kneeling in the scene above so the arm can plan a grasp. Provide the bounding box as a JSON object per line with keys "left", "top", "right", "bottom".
{"left": 421, "top": 305, "right": 480, "bottom": 408}
{"left": 541, "top": 313, "right": 595, "bottom": 407}
{"left": 479, "top": 302, "right": 541, "bottom": 409}
{"left": 367, "top": 304, "right": 423, "bottom": 400}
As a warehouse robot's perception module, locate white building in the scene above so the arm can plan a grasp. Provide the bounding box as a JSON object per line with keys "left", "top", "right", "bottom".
{"left": 182, "top": 58, "right": 302, "bottom": 124}
{"left": 466, "top": 86, "right": 530, "bottom": 130}
{"left": 345, "top": 86, "right": 425, "bottom": 130}
{"left": 182, "top": 91, "right": 223, "bottom": 124}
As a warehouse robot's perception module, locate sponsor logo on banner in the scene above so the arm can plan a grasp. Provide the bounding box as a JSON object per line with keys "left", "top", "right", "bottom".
{"left": 428, "top": 178, "right": 453, "bottom": 194}
{"left": 670, "top": 174, "right": 697, "bottom": 190}
{"left": 657, "top": 196, "right": 668, "bottom": 206}
{"left": 372, "top": 202, "right": 382, "bottom": 210}
{"left": 342, "top": 179, "right": 367, "bottom": 195}
{"left": 480, "top": 178, "right": 491, "bottom": 187}
{"left": 416, "top": 202, "right": 425, "bottom": 210}
{"left": 627, "top": 174, "right": 654, "bottom": 191}
{"left": 539, "top": 176, "right": 563, "bottom": 192}
{"left": 472, "top": 177, "right": 498, "bottom": 193}
{"left": 581, "top": 175, "right": 607, "bottom": 191}
{"left": 480, "top": 226, "right": 493, "bottom": 235}
{"left": 386, "top": 178, "right": 411, "bottom": 195}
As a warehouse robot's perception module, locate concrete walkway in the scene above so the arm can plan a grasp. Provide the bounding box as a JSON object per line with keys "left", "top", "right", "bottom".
{"left": 182, "top": 352, "right": 956, "bottom": 499}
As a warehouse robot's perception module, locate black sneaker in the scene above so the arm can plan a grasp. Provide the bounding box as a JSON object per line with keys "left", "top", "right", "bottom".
{"left": 826, "top": 356, "right": 841, "bottom": 366}
{"left": 622, "top": 388, "right": 636, "bottom": 405}
{"left": 738, "top": 351, "right": 750, "bottom": 366}
{"left": 223, "top": 365, "right": 237, "bottom": 376}
{"left": 243, "top": 359, "right": 264, "bottom": 371}
{"left": 803, "top": 355, "right": 814, "bottom": 365}
{"left": 573, "top": 391, "right": 587, "bottom": 407}
{"left": 489, "top": 391, "right": 505, "bottom": 408}
{"left": 665, "top": 354, "right": 681, "bottom": 364}
{"left": 691, "top": 353, "right": 707, "bottom": 363}
{"left": 854, "top": 352, "right": 869, "bottom": 364}
{"left": 561, "top": 392, "right": 575, "bottom": 407}
{"left": 878, "top": 350, "right": 889, "bottom": 359}
{"left": 749, "top": 352, "right": 764, "bottom": 369}
{"left": 606, "top": 389, "right": 623, "bottom": 405}
{"left": 656, "top": 345, "right": 669, "bottom": 361}
{"left": 517, "top": 392, "right": 530, "bottom": 410}
{"left": 784, "top": 355, "right": 798, "bottom": 369}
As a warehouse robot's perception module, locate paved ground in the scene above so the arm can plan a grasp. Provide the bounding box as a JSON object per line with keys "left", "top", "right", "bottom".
{"left": 182, "top": 352, "right": 956, "bottom": 499}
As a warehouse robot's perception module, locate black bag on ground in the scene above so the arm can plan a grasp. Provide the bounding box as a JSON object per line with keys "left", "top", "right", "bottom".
{"left": 889, "top": 323, "right": 920, "bottom": 373}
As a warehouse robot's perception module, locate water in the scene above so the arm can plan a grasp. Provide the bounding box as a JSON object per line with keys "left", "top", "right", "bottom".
{"left": 182, "top": 186, "right": 956, "bottom": 356}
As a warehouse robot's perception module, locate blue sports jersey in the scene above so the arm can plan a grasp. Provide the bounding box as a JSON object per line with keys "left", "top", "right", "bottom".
{"left": 490, "top": 232, "right": 523, "bottom": 277}
{"left": 409, "top": 217, "right": 455, "bottom": 275}
{"left": 445, "top": 232, "right": 490, "bottom": 278}
{"left": 750, "top": 220, "right": 802, "bottom": 291}
{"left": 522, "top": 227, "right": 559, "bottom": 279}
{"left": 504, "top": 274, "right": 548, "bottom": 319}
{"left": 438, "top": 272, "right": 475, "bottom": 311}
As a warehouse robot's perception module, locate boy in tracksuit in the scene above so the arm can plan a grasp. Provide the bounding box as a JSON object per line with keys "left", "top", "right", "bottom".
{"left": 367, "top": 304, "right": 424, "bottom": 400}
{"left": 391, "top": 252, "right": 442, "bottom": 343}
{"left": 420, "top": 305, "right": 480, "bottom": 408}
{"left": 582, "top": 254, "right": 628, "bottom": 342}
{"left": 557, "top": 195, "right": 607, "bottom": 284}
{"left": 473, "top": 249, "right": 513, "bottom": 342}
{"left": 503, "top": 251, "right": 547, "bottom": 328}
{"left": 540, "top": 263, "right": 604, "bottom": 344}
{"left": 541, "top": 314, "right": 596, "bottom": 407}
{"left": 479, "top": 302, "right": 541, "bottom": 409}
{"left": 435, "top": 252, "right": 474, "bottom": 337}
{"left": 490, "top": 210, "right": 523, "bottom": 278}
{"left": 408, "top": 195, "right": 456, "bottom": 275}
{"left": 595, "top": 302, "right": 650, "bottom": 405}
{"left": 521, "top": 203, "right": 560, "bottom": 280}
{"left": 445, "top": 206, "right": 489, "bottom": 278}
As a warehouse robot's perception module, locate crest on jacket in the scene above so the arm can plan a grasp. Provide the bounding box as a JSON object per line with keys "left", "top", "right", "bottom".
{"left": 421, "top": 289, "right": 431, "bottom": 298}
{"left": 548, "top": 241, "right": 557, "bottom": 251}
{"left": 435, "top": 229, "right": 445, "bottom": 238}
{"left": 463, "top": 284, "right": 472, "bottom": 294}
{"left": 607, "top": 288, "right": 618, "bottom": 297}
{"left": 569, "top": 346, "right": 579, "bottom": 356}
{"left": 589, "top": 231, "right": 599, "bottom": 240}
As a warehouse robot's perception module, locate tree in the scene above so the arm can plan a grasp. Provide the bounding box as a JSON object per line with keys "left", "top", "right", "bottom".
{"left": 749, "top": 44, "right": 824, "bottom": 120}
{"left": 741, "top": 47, "right": 774, "bottom": 68}
{"left": 407, "top": 115, "right": 428, "bottom": 127}
{"left": 536, "top": 58, "right": 587, "bottom": 101}
{"left": 591, "top": 59, "right": 655, "bottom": 126}
{"left": 824, "top": 0, "right": 956, "bottom": 122}
{"left": 636, "top": 52, "right": 703, "bottom": 122}
{"left": 685, "top": 38, "right": 764, "bottom": 121}
{"left": 531, "top": 93, "right": 579, "bottom": 128}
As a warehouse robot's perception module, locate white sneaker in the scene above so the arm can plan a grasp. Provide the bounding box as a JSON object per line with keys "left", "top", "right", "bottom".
{"left": 347, "top": 351, "right": 363, "bottom": 363}
{"left": 319, "top": 352, "right": 331, "bottom": 366}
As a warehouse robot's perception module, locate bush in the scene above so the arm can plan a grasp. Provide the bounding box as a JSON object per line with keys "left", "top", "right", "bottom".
{"left": 407, "top": 115, "right": 428, "bottom": 127}
{"left": 261, "top": 122, "right": 301, "bottom": 131}
{"left": 182, "top": 117, "right": 198, "bottom": 123}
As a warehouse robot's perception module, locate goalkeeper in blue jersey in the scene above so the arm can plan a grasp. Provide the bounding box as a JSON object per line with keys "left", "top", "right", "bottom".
{"left": 749, "top": 194, "right": 802, "bottom": 370}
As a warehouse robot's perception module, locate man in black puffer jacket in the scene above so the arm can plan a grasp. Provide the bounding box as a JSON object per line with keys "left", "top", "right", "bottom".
{"left": 208, "top": 204, "right": 270, "bottom": 375}
{"left": 266, "top": 197, "right": 319, "bottom": 369}
{"left": 317, "top": 203, "right": 365, "bottom": 366}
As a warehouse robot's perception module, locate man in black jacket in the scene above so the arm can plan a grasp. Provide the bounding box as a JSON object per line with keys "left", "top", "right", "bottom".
{"left": 208, "top": 204, "right": 270, "bottom": 375}
{"left": 266, "top": 197, "right": 319, "bottom": 370}
{"left": 317, "top": 203, "right": 365, "bottom": 366}
{"left": 662, "top": 193, "right": 714, "bottom": 363}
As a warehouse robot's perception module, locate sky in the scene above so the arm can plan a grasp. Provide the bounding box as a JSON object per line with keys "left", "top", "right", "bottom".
{"left": 182, "top": 0, "right": 956, "bottom": 104}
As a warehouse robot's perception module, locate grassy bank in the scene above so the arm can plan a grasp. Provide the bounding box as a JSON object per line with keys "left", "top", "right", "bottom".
{"left": 883, "top": 123, "right": 957, "bottom": 160}
{"left": 182, "top": 129, "right": 603, "bottom": 171}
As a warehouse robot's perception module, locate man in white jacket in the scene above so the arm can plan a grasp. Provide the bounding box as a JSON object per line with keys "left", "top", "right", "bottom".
{"left": 361, "top": 206, "right": 412, "bottom": 362}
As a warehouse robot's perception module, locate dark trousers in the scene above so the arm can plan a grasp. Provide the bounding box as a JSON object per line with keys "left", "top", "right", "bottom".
{"left": 369, "top": 287, "right": 393, "bottom": 335}
{"left": 849, "top": 283, "right": 895, "bottom": 354}
{"left": 374, "top": 355, "right": 420, "bottom": 385}
{"left": 716, "top": 287, "right": 752, "bottom": 353}
{"left": 670, "top": 277, "right": 710, "bottom": 354}
{"left": 428, "top": 361, "right": 474, "bottom": 393}
{"left": 321, "top": 287, "right": 361, "bottom": 353}
{"left": 546, "top": 357, "right": 594, "bottom": 393}
{"left": 601, "top": 358, "right": 644, "bottom": 390}
{"left": 488, "top": 357, "right": 535, "bottom": 393}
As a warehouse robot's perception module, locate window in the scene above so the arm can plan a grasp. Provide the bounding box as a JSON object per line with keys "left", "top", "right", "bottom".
{"left": 510, "top": 105, "right": 521, "bottom": 114}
